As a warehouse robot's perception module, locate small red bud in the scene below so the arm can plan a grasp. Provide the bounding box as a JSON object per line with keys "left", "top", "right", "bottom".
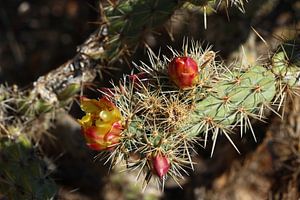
{"left": 152, "top": 154, "right": 170, "bottom": 178}
{"left": 168, "top": 56, "right": 199, "bottom": 89}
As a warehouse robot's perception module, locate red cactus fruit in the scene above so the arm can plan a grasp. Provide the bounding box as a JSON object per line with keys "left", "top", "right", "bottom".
{"left": 152, "top": 154, "right": 170, "bottom": 178}
{"left": 168, "top": 56, "right": 199, "bottom": 89}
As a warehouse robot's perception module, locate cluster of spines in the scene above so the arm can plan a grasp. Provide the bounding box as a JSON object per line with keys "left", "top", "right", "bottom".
{"left": 271, "top": 43, "right": 300, "bottom": 111}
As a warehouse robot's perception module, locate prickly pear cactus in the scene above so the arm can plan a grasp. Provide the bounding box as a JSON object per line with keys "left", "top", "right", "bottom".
{"left": 78, "top": 41, "right": 300, "bottom": 188}
{"left": 0, "top": 136, "right": 57, "bottom": 199}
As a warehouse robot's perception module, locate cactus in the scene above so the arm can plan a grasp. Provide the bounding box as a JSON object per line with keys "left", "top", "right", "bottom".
{"left": 0, "top": 136, "right": 57, "bottom": 199}
{"left": 78, "top": 41, "right": 300, "bottom": 188}
{"left": 1, "top": 0, "right": 298, "bottom": 197}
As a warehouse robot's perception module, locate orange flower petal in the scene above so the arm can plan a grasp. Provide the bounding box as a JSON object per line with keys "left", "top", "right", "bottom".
{"left": 99, "top": 110, "right": 114, "bottom": 122}
{"left": 80, "top": 97, "right": 102, "bottom": 113}
{"left": 98, "top": 97, "right": 115, "bottom": 109}
{"left": 95, "top": 121, "right": 113, "bottom": 134}
{"left": 104, "top": 122, "right": 123, "bottom": 145}
{"left": 78, "top": 113, "right": 92, "bottom": 127}
{"left": 110, "top": 108, "right": 122, "bottom": 121}
{"left": 84, "top": 127, "right": 104, "bottom": 140}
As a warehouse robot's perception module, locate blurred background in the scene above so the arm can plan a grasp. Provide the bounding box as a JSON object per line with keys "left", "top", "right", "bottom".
{"left": 0, "top": 0, "right": 300, "bottom": 199}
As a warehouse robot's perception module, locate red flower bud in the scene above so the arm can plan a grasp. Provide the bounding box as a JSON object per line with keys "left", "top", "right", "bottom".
{"left": 168, "top": 56, "right": 199, "bottom": 89}
{"left": 152, "top": 154, "right": 170, "bottom": 178}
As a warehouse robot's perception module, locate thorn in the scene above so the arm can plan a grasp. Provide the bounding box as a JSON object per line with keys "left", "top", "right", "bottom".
{"left": 224, "top": 130, "right": 240, "bottom": 154}
{"left": 251, "top": 27, "right": 269, "bottom": 48}
{"left": 203, "top": 6, "right": 207, "bottom": 30}
{"left": 210, "top": 128, "right": 218, "bottom": 157}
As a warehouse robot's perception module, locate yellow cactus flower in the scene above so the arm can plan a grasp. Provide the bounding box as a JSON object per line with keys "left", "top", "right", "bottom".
{"left": 78, "top": 97, "right": 122, "bottom": 150}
